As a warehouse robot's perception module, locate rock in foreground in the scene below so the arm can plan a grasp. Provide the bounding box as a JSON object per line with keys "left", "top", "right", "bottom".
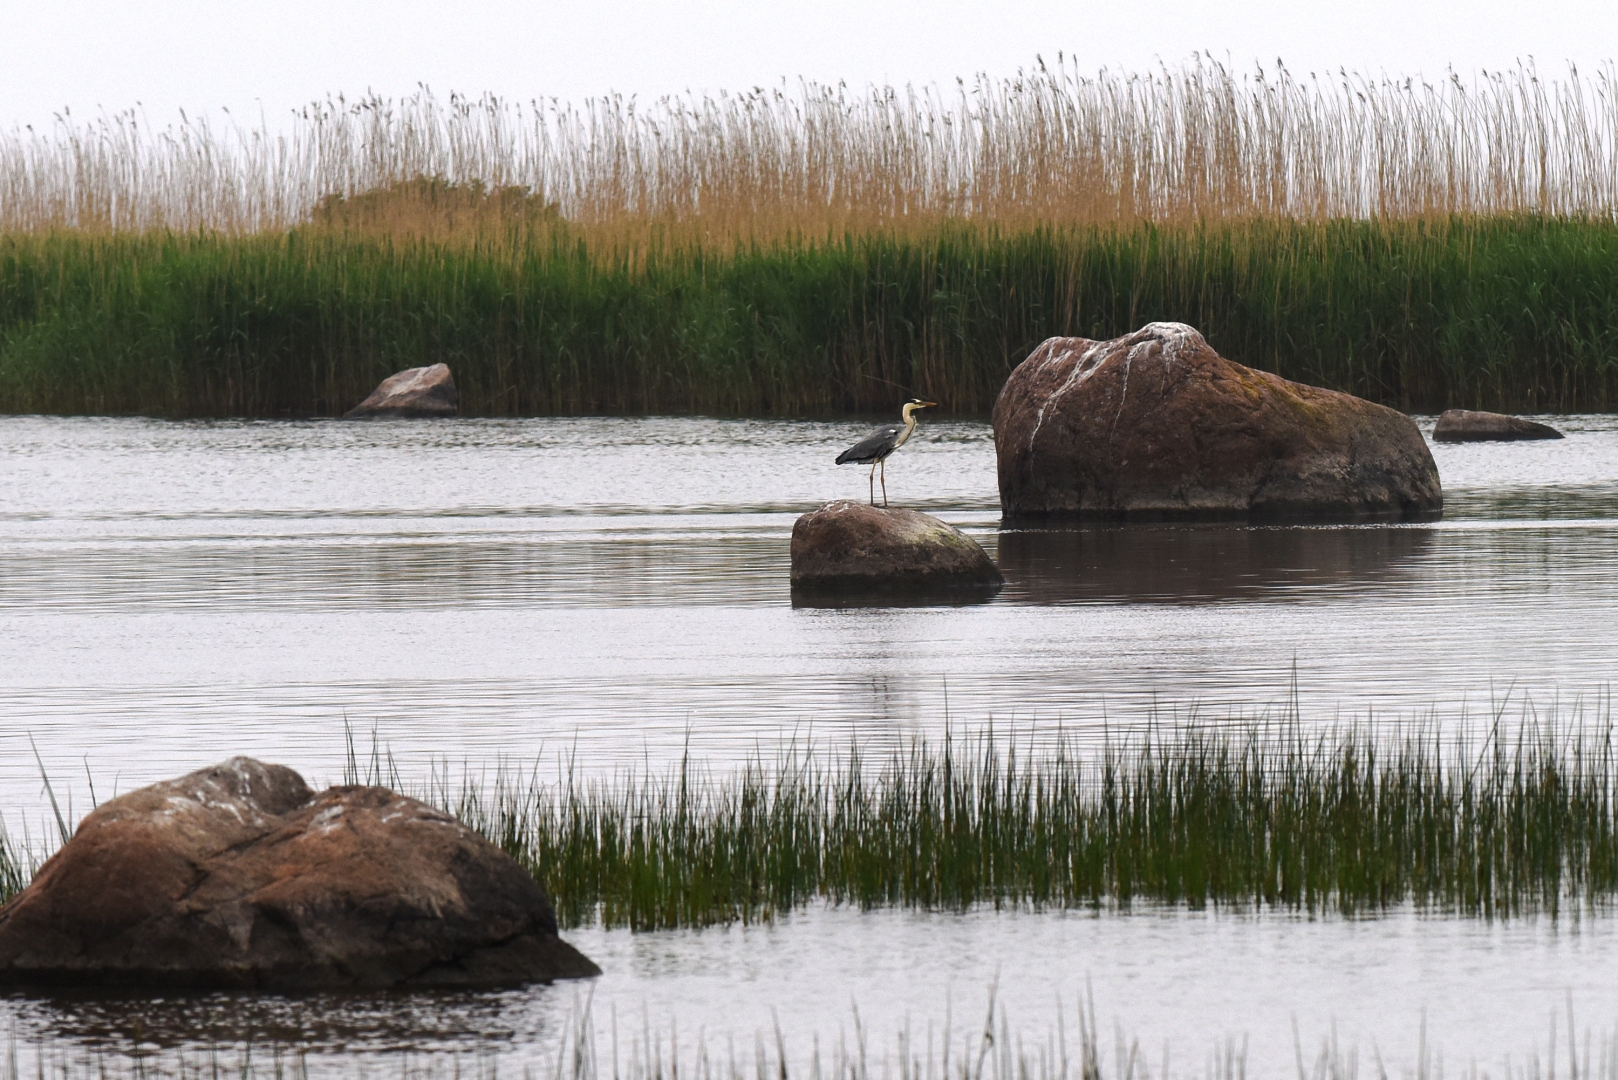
{"left": 0, "top": 758, "right": 598, "bottom": 991}
{"left": 993, "top": 323, "right": 1443, "bottom": 521}
{"left": 1433, "top": 409, "right": 1563, "bottom": 442}
{"left": 344, "top": 363, "right": 458, "bottom": 418}
{"left": 791, "top": 501, "right": 1003, "bottom": 592}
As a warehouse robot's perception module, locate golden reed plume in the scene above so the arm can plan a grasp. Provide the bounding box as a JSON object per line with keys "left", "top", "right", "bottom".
{"left": 3, "top": 56, "right": 1617, "bottom": 246}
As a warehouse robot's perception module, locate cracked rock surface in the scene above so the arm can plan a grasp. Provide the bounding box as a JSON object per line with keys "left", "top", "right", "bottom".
{"left": 0, "top": 758, "right": 599, "bottom": 990}
{"left": 993, "top": 323, "right": 1443, "bottom": 522}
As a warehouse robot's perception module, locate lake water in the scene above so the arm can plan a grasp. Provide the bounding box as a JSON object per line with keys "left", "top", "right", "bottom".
{"left": 1, "top": 413, "right": 1616, "bottom": 1076}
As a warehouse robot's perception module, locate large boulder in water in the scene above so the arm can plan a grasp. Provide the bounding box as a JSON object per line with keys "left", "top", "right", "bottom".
{"left": 791, "top": 501, "right": 1003, "bottom": 592}
{"left": 344, "top": 363, "right": 458, "bottom": 418}
{"left": 0, "top": 758, "right": 598, "bottom": 990}
{"left": 993, "top": 323, "right": 1442, "bottom": 522}
{"left": 1433, "top": 409, "right": 1563, "bottom": 442}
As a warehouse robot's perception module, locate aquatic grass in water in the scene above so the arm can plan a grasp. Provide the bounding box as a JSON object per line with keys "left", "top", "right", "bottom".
{"left": 395, "top": 717, "right": 1618, "bottom": 930}
{"left": 8, "top": 713, "right": 1615, "bottom": 925}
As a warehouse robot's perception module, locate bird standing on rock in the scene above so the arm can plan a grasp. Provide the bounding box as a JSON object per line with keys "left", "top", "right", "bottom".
{"left": 835, "top": 399, "right": 937, "bottom": 507}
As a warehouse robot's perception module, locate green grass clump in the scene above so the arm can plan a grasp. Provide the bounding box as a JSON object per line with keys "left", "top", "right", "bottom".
{"left": 0, "top": 829, "right": 27, "bottom": 904}
{"left": 412, "top": 720, "right": 1618, "bottom": 930}
{"left": 3, "top": 216, "right": 1618, "bottom": 417}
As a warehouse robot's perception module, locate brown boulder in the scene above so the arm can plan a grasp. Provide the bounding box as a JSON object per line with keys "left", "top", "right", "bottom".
{"left": 0, "top": 758, "right": 598, "bottom": 990}
{"left": 344, "top": 363, "right": 458, "bottom": 418}
{"left": 993, "top": 323, "right": 1442, "bottom": 522}
{"left": 1433, "top": 409, "right": 1563, "bottom": 442}
{"left": 790, "top": 501, "right": 1003, "bottom": 592}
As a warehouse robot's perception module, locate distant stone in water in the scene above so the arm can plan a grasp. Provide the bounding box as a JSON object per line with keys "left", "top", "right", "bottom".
{"left": 790, "top": 500, "right": 1003, "bottom": 592}
{"left": 1433, "top": 409, "right": 1564, "bottom": 442}
{"left": 0, "top": 758, "right": 598, "bottom": 991}
{"left": 993, "top": 323, "right": 1443, "bottom": 522}
{"left": 344, "top": 363, "right": 458, "bottom": 418}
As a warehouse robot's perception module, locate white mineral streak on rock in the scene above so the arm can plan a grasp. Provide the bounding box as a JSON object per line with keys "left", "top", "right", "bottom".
{"left": 1026, "top": 323, "right": 1206, "bottom": 451}
{"left": 392, "top": 369, "right": 432, "bottom": 395}
{"left": 1027, "top": 339, "right": 1104, "bottom": 452}
{"left": 310, "top": 804, "right": 345, "bottom": 834}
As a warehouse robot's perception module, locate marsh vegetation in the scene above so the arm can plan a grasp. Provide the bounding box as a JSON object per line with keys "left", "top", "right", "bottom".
{"left": 4, "top": 61, "right": 1618, "bottom": 415}
{"left": 335, "top": 712, "right": 1618, "bottom": 930}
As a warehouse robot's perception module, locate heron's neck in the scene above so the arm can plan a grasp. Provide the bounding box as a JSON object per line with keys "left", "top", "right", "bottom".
{"left": 896, "top": 408, "right": 919, "bottom": 446}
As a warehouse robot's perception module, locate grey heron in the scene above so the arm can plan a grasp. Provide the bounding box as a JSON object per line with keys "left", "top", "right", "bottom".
{"left": 835, "top": 399, "right": 937, "bottom": 507}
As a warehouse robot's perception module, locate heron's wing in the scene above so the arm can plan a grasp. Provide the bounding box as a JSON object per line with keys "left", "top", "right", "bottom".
{"left": 835, "top": 424, "right": 903, "bottom": 464}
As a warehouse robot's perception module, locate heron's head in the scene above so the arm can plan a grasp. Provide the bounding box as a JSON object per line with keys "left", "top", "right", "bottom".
{"left": 902, "top": 399, "right": 938, "bottom": 420}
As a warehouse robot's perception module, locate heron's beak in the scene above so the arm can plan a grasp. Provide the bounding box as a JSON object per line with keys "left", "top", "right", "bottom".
{"left": 919, "top": 401, "right": 938, "bottom": 409}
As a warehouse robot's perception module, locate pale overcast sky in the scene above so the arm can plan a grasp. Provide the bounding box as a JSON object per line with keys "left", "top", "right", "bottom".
{"left": 3, "top": 0, "right": 1616, "bottom": 132}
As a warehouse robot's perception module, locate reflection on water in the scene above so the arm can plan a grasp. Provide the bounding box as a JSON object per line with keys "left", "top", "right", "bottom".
{"left": 999, "top": 524, "right": 1434, "bottom": 603}
{"left": 6, "top": 906, "right": 1618, "bottom": 1079}
{"left": 8, "top": 983, "right": 556, "bottom": 1054}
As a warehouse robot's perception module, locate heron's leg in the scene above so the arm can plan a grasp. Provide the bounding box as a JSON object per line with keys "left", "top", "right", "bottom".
{"left": 868, "top": 461, "right": 877, "bottom": 506}
{"left": 880, "top": 458, "right": 888, "bottom": 508}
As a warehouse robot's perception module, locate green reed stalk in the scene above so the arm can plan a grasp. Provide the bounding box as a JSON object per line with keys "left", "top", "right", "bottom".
{"left": 3, "top": 216, "right": 1618, "bottom": 416}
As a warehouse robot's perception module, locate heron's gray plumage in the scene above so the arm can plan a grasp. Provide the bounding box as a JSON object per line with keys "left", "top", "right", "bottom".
{"left": 836, "top": 424, "right": 906, "bottom": 465}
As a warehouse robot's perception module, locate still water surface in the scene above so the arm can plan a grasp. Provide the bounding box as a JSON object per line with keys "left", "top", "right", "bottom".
{"left": 1, "top": 414, "right": 1616, "bottom": 1075}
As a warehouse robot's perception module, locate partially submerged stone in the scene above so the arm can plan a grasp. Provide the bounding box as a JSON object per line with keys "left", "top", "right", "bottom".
{"left": 1433, "top": 409, "right": 1563, "bottom": 442}
{"left": 993, "top": 323, "right": 1443, "bottom": 522}
{"left": 0, "top": 758, "right": 598, "bottom": 991}
{"left": 790, "top": 501, "right": 1003, "bottom": 592}
{"left": 344, "top": 363, "right": 458, "bottom": 418}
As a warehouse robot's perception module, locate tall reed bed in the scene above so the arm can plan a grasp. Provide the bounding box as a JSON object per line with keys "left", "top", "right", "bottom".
{"left": 6, "top": 60, "right": 1618, "bottom": 235}
{"left": 380, "top": 720, "right": 1618, "bottom": 931}
{"left": 4, "top": 215, "right": 1617, "bottom": 415}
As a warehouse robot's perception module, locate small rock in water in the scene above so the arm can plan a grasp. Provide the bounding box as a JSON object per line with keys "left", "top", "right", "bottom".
{"left": 993, "top": 323, "right": 1443, "bottom": 522}
{"left": 344, "top": 363, "right": 458, "bottom": 418}
{"left": 790, "top": 500, "right": 1003, "bottom": 592}
{"left": 0, "top": 757, "right": 598, "bottom": 990}
{"left": 1432, "top": 409, "right": 1563, "bottom": 442}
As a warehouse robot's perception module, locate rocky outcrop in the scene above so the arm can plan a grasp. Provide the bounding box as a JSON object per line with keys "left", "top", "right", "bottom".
{"left": 790, "top": 501, "right": 1003, "bottom": 592}
{"left": 344, "top": 364, "right": 458, "bottom": 418}
{"left": 0, "top": 758, "right": 598, "bottom": 990}
{"left": 1433, "top": 409, "right": 1563, "bottom": 442}
{"left": 993, "top": 323, "right": 1442, "bottom": 522}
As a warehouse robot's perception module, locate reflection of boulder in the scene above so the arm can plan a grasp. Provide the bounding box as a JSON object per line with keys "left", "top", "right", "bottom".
{"left": 993, "top": 324, "right": 1442, "bottom": 522}
{"left": 1434, "top": 410, "right": 1563, "bottom": 442}
{"left": 790, "top": 501, "right": 1002, "bottom": 594}
{"left": 344, "top": 363, "right": 458, "bottom": 418}
{"left": 997, "top": 525, "right": 1433, "bottom": 604}
{"left": 0, "top": 758, "right": 598, "bottom": 990}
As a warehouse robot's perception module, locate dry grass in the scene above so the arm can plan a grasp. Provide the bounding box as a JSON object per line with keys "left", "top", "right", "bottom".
{"left": 4, "top": 58, "right": 1618, "bottom": 244}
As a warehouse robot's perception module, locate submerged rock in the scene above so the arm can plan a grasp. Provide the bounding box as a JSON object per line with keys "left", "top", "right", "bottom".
{"left": 344, "top": 363, "right": 458, "bottom": 418}
{"left": 790, "top": 501, "right": 1003, "bottom": 592}
{"left": 0, "top": 758, "right": 598, "bottom": 991}
{"left": 993, "top": 323, "right": 1443, "bottom": 522}
{"left": 1433, "top": 409, "right": 1563, "bottom": 442}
